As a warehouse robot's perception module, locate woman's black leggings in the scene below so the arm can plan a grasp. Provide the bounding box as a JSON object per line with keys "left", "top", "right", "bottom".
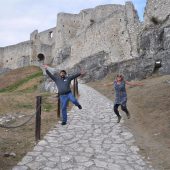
{"left": 114, "top": 104, "right": 129, "bottom": 117}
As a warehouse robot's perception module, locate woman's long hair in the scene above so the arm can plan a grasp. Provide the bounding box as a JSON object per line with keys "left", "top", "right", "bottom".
{"left": 115, "top": 74, "right": 124, "bottom": 81}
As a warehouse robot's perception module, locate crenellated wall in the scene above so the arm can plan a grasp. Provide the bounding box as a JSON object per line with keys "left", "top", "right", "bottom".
{"left": 38, "top": 27, "right": 56, "bottom": 45}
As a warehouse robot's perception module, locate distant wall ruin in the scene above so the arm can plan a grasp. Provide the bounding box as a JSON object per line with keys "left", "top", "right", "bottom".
{"left": 0, "top": 0, "right": 169, "bottom": 82}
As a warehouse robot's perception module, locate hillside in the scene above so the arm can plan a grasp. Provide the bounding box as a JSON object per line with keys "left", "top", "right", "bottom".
{"left": 88, "top": 74, "right": 170, "bottom": 170}
{"left": 0, "top": 66, "right": 59, "bottom": 170}
{"left": 1, "top": 66, "right": 170, "bottom": 170}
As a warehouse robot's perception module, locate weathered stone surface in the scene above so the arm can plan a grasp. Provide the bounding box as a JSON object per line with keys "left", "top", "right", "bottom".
{"left": 13, "top": 166, "right": 29, "bottom": 170}
{"left": 0, "top": 2, "right": 141, "bottom": 78}
{"left": 53, "top": 46, "right": 71, "bottom": 65}
{"left": 144, "top": 0, "right": 170, "bottom": 27}
{"left": 1, "top": 0, "right": 169, "bottom": 83}
{"left": 0, "top": 67, "right": 11, "bottom": 74}
{"left": 138, "top": 25, "right": 170, "bottom": 76}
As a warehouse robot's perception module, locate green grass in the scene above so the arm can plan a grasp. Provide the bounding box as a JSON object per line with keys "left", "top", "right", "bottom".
{"left": 0, "top": 71, "right": 43, "bottom": 93}
{"left": 42, "top": 96, "right": 55, "bottom": 112}
{"left": 42, "top": 103, "right": 53, "bottom": 112}
{"left": 16, "top": 103, "right": 34, "bottom": 109}
{"left": 19, "top": 85, "right": 38, "bottom": 93}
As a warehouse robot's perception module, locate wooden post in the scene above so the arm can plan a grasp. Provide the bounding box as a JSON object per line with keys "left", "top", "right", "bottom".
{"left": 73, "top": 78, "right": 76, "bottom": 97}
{"left": 35, "top": 96, "right": 42, "bottom": 142}
{"left": 57, "top": 93, "right": 60, "bottom": 118}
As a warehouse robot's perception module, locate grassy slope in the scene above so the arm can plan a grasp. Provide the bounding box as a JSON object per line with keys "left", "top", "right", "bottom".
{"left": 88, "top": 74, "right": 170, "bottom": 170}
{"left": 0, "top": 66, "right": 58, "bottom": 170}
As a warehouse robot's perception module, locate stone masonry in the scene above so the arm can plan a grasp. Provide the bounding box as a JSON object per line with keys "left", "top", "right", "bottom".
{"left": 0, "top": 0, "right": 170, "bottom": 81}
{"left": 13, "top": 84, "right": 154, "bottom": 170}
{"left": 0, "top": 2, "right": 140, "bottom": 73}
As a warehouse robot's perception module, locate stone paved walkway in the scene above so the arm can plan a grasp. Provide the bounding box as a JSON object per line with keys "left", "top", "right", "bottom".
{"left": 13, "top": 84, "right": 154, "bottom": 170}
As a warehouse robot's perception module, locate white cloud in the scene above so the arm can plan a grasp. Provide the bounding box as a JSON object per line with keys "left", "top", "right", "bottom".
{"left": 0, "top": 0, "right": 146, "bottom": 47}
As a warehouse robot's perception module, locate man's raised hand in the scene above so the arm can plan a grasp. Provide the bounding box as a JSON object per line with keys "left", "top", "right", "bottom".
{"left": 43, "top": 64, "right": 48, "bottom": 70}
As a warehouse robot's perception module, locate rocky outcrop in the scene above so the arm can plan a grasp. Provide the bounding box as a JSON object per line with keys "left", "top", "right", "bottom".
{"left": 138, "top": 0, "right": 170, "bottom": 76}
{"left": 70, "top": 51, "right": 110, "bottom": 82}
{"left": 144, "top": 0, "right": 170, "bottom": 27}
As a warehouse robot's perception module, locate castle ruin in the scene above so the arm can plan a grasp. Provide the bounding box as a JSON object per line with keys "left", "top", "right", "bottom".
{"left": 0, "top": 0, "right": 170, "bottom": 81}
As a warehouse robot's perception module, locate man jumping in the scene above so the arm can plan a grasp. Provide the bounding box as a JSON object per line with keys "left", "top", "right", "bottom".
{"left": 43, "top": 65, "right": 85, "bottom": 125}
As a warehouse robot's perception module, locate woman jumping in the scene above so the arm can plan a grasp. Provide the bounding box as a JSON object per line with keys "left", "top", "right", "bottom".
{"left": 106, "top": 74, "right": 143, "bottom": 123}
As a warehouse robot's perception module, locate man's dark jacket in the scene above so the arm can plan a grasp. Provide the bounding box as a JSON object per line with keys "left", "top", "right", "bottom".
{"left": 46, "top": 69, "right": 81, "bottom": 95}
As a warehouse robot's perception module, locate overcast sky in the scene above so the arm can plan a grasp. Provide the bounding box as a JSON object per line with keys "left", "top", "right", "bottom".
{"left": 0, "top": 0, "right": 146, "bottom": 47}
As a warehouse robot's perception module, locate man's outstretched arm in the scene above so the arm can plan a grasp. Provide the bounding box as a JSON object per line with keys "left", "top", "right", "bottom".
{"left": 43, "top": 65, "right": 56, "bottom": 81}
{"left": 69, "top": 69, "right": 86, "bottom": 80}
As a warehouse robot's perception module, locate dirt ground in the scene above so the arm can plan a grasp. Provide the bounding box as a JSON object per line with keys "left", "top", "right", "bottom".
{"left": 1, "top": 66, "right": 170, "bottom": 170}
{"left": 0, "top": 66, "right": 75, "bottom": 170}
{"left": 88, "top": 74, "right": 170, "bottom": 170}
{"left": 0, "top": 67, "right": 58, "bottom": 170}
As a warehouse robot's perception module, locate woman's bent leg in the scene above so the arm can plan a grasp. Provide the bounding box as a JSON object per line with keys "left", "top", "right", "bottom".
{"left": 121, "top": 104, "right": 130, "bottom": 119}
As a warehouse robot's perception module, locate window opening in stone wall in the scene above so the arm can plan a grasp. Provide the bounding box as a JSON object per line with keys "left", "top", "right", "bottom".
{"left": 11, "top": 58, "right": 12, "bottom": 60}
{"left": 159, "top": 30, "right": 164, "bottom": 42}
{"left": 155, "top": 60, "right": 162, "bottom": 68}
{"left": 69, "top": 30, "right": 70, "bottom": 33}
{"left": 151, "top": 17, "right": 159, "bottom": 25}
{"left": 63, "top": 25, "right": 64, "bottom": 27}
{"left": 6, "top": 60, "right": 8, "bottom": 62}
{"left": 90, "top": 19, "right": 95, "bottom": 25}
{"left": 37, "top": 53, "right": 45, "bottom": 62}
{"left": 154, "top": 60, "right": 162, "bottom": 73}
{"left": 49, "top": 31, "right": 53, "bottom": 38}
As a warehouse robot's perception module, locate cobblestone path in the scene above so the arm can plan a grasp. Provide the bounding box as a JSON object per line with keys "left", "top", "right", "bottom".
{"left": 13, "top": 84, "right": 154, "bottom": 170}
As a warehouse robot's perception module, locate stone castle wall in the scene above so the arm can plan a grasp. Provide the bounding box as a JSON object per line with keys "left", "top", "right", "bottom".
{"left": 0, "top": 27, "right": 56, "bottom": 70}
{"left": 30, "top": 27, "right": 56, "bottom": 44}
{"left": 0, "top": 41, "right": 32, "bottom": 69}
{"left": 0, "top": 48, "right": 4, "bottom": 67}
{"left": 0, "top": 0, "right": 169, "bottom": 82}
{"left": 53, "top": 2, "right": 141, "bottom": 71}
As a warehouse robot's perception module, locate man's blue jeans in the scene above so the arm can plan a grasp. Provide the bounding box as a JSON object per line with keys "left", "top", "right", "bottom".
{"left": 60, "top": 92, "right": 80, "bottom": 123}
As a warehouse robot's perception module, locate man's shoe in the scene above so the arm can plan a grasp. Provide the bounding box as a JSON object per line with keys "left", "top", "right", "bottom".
{"left": 78, "top": 104, "right": 82, "bottom": 109}
{"left": 117, "top": 116, "right": 122, "bottom": 123}
{"left": 126, "top": 112, "right": 131, "bottom": 119}
{"left": 61, "top": 122, "right": 67, "bottom": 125}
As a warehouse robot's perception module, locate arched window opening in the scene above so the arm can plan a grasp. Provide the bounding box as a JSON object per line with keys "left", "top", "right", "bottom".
{"left": 37, "top": 53, "right": 45, "bottom": 62}
{"left": 49, "top": 31, "right": 53, "bottom": 38}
